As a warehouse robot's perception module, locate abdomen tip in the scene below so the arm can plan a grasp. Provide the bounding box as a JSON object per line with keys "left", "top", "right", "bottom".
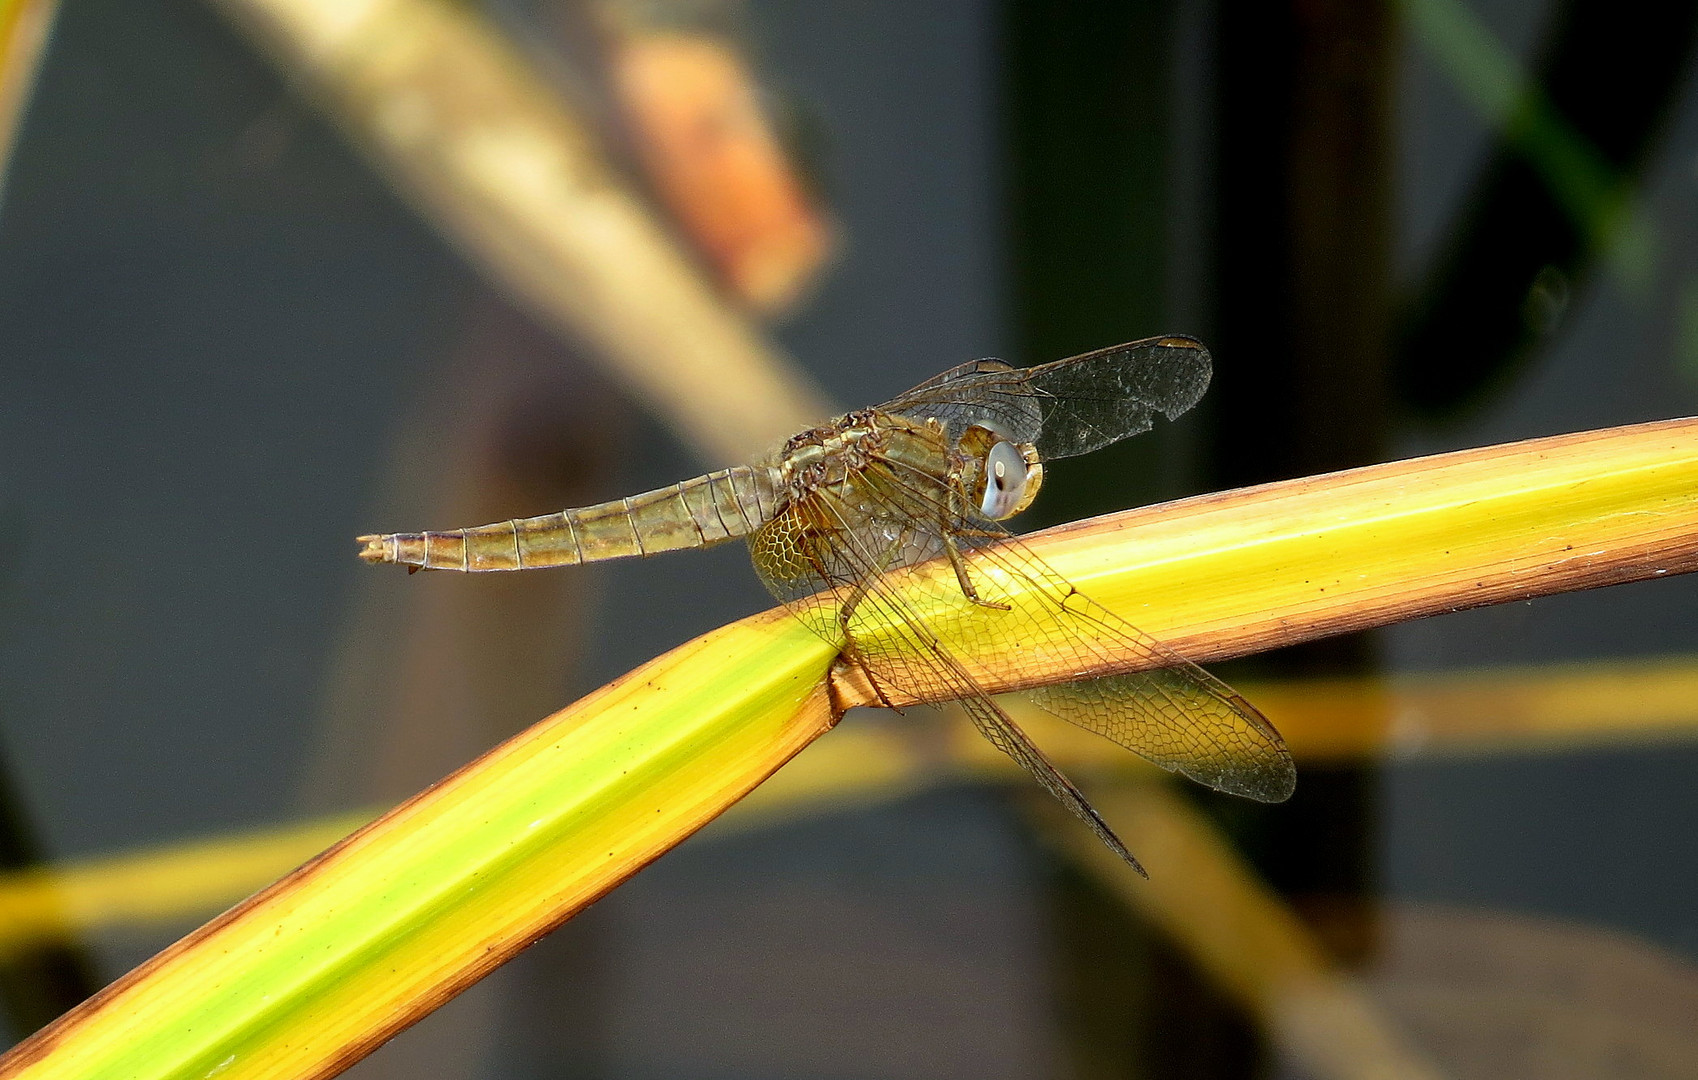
{"left": 355, "top": 535, "right": 393, "bottom": 564}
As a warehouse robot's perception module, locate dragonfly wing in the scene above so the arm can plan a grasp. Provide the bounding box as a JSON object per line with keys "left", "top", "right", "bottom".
{"left": 839, "top": 562, "right": 1148, "bottom": 873}
{"left": 876, "top": 336, "right": 1213, "bottom": 459}
{"left": 877, "top": 358, "right": 1048, "bottom": 446}
{"left": 816, "top": 450, "right": 1296, "bottom": 803}
{"left": 957, "top": 690, "right": 1145, "bottom": 876}
{"left": 1030, "top": 670, "right": 1295, "bottom": 802}
{"left": 958, "top": 535, "right": 1296, "bottom": 801}
{"left": 761, "top": 464, "right": 1147, "bottom": 871}
{"left": 746, "top": 493, "right": 846, "bottom": 643}
{"left": 1022, "top": 336, "right": 1212, "bottom": 458}
{"left": 746, "top": 467, "right": 947, "bottom": 647}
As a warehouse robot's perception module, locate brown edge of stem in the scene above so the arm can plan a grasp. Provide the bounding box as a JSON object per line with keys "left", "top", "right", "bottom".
{"left": 833, "top": 418, "right": 1698, "bottom": 706}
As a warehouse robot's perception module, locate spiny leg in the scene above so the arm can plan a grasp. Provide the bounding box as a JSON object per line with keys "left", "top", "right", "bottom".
{"left": 837, "top": 585, "right": 899, "bottom": 711}
{"left": 941, "top": 478, "right": 1010, "bottom": 611}
{"left": 944, "top": 533, "right": 1010, "bottom": 611}
{"left": 805, "top": 533, "right": 901, "bottom": 711}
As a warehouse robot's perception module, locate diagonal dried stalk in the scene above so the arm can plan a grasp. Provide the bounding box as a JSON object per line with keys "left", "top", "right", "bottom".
{"left": 208, "top": 0, "right": 829, "bottom": 464}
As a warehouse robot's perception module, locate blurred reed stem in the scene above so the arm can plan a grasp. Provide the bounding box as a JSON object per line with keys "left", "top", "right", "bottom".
{"left": 207, "top": 0, "right": 828, "bottom": 464}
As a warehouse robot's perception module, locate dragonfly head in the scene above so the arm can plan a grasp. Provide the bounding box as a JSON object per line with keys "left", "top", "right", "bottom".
{"left": 961, "top": 425, "right": 1044, "bottom": 520}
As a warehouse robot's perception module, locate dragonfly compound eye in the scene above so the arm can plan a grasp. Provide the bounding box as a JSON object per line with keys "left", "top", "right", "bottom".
{"left": 979, "top": 437, "right": 1042, "bottom": 519}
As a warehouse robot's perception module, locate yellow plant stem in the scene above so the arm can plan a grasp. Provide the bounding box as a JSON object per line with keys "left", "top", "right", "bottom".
{"left": 1, "top": 612, "right": 835, "bottom": 1080}
{"left": 4, "top": 418, "right": 1697, "bottom": 1080}
{"left": 6, "top": 645, "right": 1695, "bottom": 957}
{"left": 836, "top": 417, "right": 1698, "bottom": 705}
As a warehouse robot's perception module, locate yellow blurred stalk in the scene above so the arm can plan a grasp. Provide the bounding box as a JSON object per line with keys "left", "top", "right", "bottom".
{"left": 1255, "top": 654, "right": 1698, "bottom": 758}
{"left": 0, "top": 814, "right": 377, "bottom": 955}
{"left": 3, "top": 417, "right": 1697, "bottom": 1079}
{"left": 0, "top": 0, "right": 58, "bottom": 202}
{"left": 5, "top": 649, "right": 1697, "bottom": 956}
{"left": 1043, "top": 780, "right": 1449, "bottom": 1080}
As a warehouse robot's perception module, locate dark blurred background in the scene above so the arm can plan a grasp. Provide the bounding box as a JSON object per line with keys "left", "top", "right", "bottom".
{"left": 1, "top": 0, "right": 1697, "bottom": 1076}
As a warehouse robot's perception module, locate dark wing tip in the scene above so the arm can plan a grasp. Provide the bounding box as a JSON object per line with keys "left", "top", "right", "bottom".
{"left": 1082, "top": 803, "right": 1149, "bottom": 877}
{"left": 1220, "top": 749, "right": 1296, "bottom": 803}
{"left": 1252, "top": 763, "right": 1298, "bottom": 804}
{"left": 1145, "top": 336, "right": 1213, "bottom": 420}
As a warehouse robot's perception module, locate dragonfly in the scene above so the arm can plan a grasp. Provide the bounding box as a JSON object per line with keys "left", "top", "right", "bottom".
{"left": 358, "top": 336, "right": 1295, "bottom": 874}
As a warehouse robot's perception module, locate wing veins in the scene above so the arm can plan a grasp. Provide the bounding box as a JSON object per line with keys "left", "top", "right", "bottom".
{"left": 800, "top": 481, "right": 1145, "bottom": 871}
{"left": 850, "top": 454, "right": 1294, "bottom": 801}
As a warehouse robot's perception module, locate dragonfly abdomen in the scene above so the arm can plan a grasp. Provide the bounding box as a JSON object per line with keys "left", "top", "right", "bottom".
{"left": 356, "top": 466, "right": 781, "bottom": 571}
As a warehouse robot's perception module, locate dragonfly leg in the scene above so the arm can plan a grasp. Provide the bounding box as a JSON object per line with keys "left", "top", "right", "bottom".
{"left": 944, "top": 533, "right": 1010, "bottom": 611}
{"left": 940, "top": 460, "right": 1011, "bottom": 611}
{"left": 830, "top": 573, "right": 902, "bottom": 711}
{"left": 841, "top": 638, "right": 900, "bottom": 711}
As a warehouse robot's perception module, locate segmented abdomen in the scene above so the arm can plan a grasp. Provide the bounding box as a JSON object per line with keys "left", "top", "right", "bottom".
{"left": 356, "top": 466, "right": 781, "bottom": 571}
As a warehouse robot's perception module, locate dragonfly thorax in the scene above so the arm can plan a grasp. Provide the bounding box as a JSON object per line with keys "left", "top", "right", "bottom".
{"left": 775, "top": 411, "right": 894, "bottom": 500}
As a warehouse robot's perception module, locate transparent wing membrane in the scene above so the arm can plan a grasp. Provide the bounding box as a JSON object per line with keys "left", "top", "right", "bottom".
{"left": 961, "top": 539, "right": 1295, "bottom": 803}
{"left": 748, "top": 422, "right": 1292, "bottom": 871}
{"left": 367, "top": 336, "right": 1289, "bottom": 871}
{"left": 877, "top": 335, "right": 1214, "bottom": 459}
{"left": 751, "top": 469, "right": 1147, "bottom": 872}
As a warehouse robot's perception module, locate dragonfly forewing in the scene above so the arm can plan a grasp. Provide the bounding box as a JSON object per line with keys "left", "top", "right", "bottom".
{"left": 772, "top": 453, "right": 1294, "bottom": 806}
{"left": 939, "top": 530, "right": 1293, "bottom": 800}
{"left": 878, "top": 336, "right": 1213, "bottom": 460}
